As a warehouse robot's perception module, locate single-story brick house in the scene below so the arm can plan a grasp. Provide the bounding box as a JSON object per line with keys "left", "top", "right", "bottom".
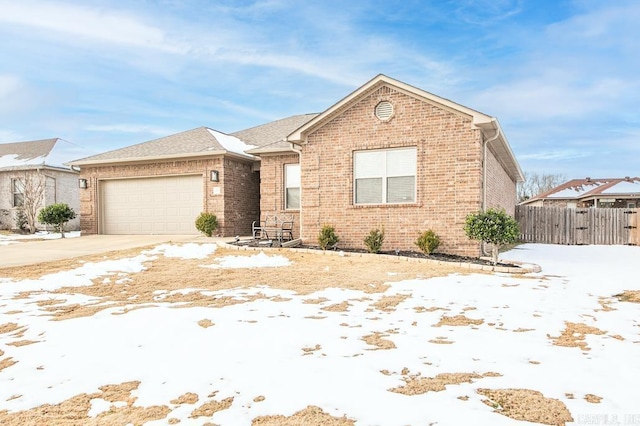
{"left": 0, "top": 138, "right": 80, "bottom": 231}
{"left": 520, "top": 177, "right": 640, "bottom": 208}
{"left": 70, "top": 74, "right": 523, "bottom": 256}
{"left": 249, "top": 74, "right": 523, "bottom": 256}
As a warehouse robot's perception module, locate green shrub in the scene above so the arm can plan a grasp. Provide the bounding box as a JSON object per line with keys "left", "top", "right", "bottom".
{"left": 15, "top": 209, "right": 29, "bottom": 233}
{"left": 364, "top": 227, "right": 385, "bottom": 253}
{"left": 37, "top": 203, "right": 76, "bottom": 238}
{"left": 195, "top": 212, "right": 219, "bottom": 237}
{"left": 318, "top": 225, "right": 339, "bottom": 250}
{"left": 464, "top": 208, "right": 520, "bottom": 265}
{"left": 415, "top": 229, "right": 441, "bottom": 255}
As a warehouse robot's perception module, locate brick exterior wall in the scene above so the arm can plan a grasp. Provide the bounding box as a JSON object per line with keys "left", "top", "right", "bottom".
{"left": 78, "top": 156, "right": 259, "bottom": 236}
{"left": 484, "top": 145, "right": 517, "bottom": 216}
{"left": 297, "top": 85, "right": 488, "bottom": 257}
{"left": 0, "top": 169, "right": 79, "bottom": 231}
{"left": 257, "top": 153, "right": 301, "bottom": 239}
{"left": 222, "top": 158, "right": 261, "bottom": 236}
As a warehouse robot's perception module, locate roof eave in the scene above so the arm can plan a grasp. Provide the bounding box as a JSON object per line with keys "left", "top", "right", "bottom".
{"left": 68, "top": 150, "right": 255, "bottom": 167}
{"left": 246, "top": 145, "right": 296, "bottom": 155}
{"left": 477, "top": 120, "right": 525, "bottom": 183}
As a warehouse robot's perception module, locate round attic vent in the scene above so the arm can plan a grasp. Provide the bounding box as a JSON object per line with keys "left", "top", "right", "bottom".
{"left": 375, "top": 101, "right": 394, "bottom": 121}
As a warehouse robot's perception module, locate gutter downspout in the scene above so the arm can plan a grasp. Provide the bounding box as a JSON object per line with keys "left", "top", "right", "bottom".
{"left": 290, "top": 141, "right": 303, "bottom": 242}
{"left": 481, "top": 122, "right": 501, "bottom": 256}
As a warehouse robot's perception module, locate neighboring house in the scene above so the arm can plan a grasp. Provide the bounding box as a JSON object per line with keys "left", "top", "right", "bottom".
{"left": 0, "top": 139, "right": 80, "bottom": 231}
{"left": 520, "top": 177, "right": 640, "bottom": 208}
{"left": 70, "top": 74, "right": 523, "bottom": 257}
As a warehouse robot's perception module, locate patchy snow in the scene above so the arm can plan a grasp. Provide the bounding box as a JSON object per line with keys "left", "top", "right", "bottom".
{"left": 547, "top": 182, "right": 603, "bottom": 198}
{"left": 601, "top": 180, "right": 640, "bottom": 195}
{"left": 0, "top": 154, "right": 46, "bottom": 168}
{"left": 0, "top": 231, "right": 81, "bottom": 245}
{"left": 202, "top": 252, "right": 291, "bottom": 269}
{"left": 146, "top": 243, "right": 218, "bottom": 259}
{"left": 207, "top": 128, "right": 257, "bottom": 156}
{"left": 0, "top": 243, "right": 638, "bottom": 425}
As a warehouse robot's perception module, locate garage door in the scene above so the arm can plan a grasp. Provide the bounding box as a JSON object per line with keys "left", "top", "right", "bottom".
{"left": 100, "top": 175, "right": 203, "bottom": 234}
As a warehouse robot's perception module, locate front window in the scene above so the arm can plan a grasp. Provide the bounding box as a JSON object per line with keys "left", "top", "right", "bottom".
{"left": 12, "top": 179, "right": 24, "bottom": 207}
{"left": 354, "top": 147, "right": 416, "bottom": 204}
{"left": 285, "top": 164, "right": 300, "bottom": 210}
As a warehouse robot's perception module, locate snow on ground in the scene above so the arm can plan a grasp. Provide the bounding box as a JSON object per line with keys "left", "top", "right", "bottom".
{"left": 1, "top": 243, "right": 639, "bottom": 425}
{"left": 0, "top": 231, "right": 81, "bottom": 245}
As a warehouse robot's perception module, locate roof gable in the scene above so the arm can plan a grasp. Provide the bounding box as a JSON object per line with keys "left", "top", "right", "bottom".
{"left": 286, "top": 74, "right": 523, "bottom": 182}
{"left": 287, "top": 74, "right": 493, "bottom": 142}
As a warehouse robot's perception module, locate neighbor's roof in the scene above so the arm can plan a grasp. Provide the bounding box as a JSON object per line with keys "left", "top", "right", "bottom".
{"left": 236, "top": 113, "right": 319, "bottom": 155}
{"left": 0, "top": 138, "right": 78, "bottom": 172}
{"left": 69, "top": 127, "right": 257, "bottom": 166}
{"left": 522, "top": 177, "right": 640, "bottom": 204}
{"left": 286, "top": 74, "right": 524, "bottom": 182}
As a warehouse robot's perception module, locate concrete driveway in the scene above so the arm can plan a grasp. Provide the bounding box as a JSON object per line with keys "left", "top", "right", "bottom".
{"left": 0, "top": 235, "right": 205, "bottom": 268}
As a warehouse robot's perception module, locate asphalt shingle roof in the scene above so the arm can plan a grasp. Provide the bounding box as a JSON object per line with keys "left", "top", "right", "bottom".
{"left": 0, "top": 139, "right": 73, "bottom": 171}
{"left": 70, "top": 127, "right": 226, "bottom": 164}
{"left": 232, "top": 113, "right": 319, "bottom": 153}
{"left": 70, "top": 114, "right": 319, "bottom": 165}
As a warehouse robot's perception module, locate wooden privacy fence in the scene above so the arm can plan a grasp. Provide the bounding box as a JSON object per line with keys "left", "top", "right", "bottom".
{"left": 515, "top": 206, "right": 639, "bottom": 245}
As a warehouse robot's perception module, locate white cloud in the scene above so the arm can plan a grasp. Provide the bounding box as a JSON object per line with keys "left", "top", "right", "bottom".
{"left": 0, "top": 74, "right": 23, "bottom": 99}
{"left": 85, "top": 124, "right": 178, "bottom": 136}
{"left": 518, "top": 149, "right": 592, "bottom": 161}
{"left": 0, "top": 1, "right": 187, "bottom": 53}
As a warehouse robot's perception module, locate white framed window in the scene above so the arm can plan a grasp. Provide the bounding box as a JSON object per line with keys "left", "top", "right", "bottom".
{"left": 354, "top": 147, "right": 416, "bottom": 204}
{"left": 285, "top": 164, "right": 300, "bottom": 210}
{"left": 12, "top": 179, "right": 24, "bottom": 207}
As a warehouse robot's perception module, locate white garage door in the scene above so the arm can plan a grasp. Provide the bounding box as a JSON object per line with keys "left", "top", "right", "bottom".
{"left": 100, "top": 175, "right": 203, "bottom": 234}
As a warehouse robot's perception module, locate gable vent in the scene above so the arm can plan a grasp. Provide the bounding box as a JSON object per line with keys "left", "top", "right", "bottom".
{"left": 375, "top": 101, "right": 394, "bottom": 121}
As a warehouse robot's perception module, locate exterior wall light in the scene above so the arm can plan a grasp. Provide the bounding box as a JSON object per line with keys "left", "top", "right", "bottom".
{"left": 79, "top": 178, "right": 88, "bottom": 189}
{"left": 210, "top": 170, "right": 219, "bottom": 182}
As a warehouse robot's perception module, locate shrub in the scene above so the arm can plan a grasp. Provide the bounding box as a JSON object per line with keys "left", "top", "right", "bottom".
{"left": 37, "top": 203, "right": 76, "bottom": 238}
{"left": 195, "top": 212, "right": 219, "bottom": 237}
{"left": 318, "top": 225, "right": 339, "bottom": 250}
{"left": 464, "top": 208, "right": 520, "bottom": 265}
{"left": 15, "top": 209, "right": 29, "bottom": 233}
{"left": 415, "top": 229, "right": 441, "bottom": 255}
{"left": 364, "top": 227, "right": 385, "bottom": 253}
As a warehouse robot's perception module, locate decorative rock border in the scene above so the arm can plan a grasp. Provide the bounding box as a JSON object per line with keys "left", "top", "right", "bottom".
{"left": 215, "top": 239, "right": 542, "bottom": 275}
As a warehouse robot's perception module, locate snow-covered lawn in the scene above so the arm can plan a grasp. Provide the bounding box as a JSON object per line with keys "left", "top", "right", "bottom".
{"left": 0, "top": 231, "right": 81, "bottom": 245}
{"left": 0, "top": 243, "right": 639, "bottom": 425}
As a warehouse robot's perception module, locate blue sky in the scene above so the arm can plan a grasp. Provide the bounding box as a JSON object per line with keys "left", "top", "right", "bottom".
{"left": 0, "top": 0, "right": 638, "bottom": 179}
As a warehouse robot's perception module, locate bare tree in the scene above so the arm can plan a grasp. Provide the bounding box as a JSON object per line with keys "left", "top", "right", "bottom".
{"left": 517, "top": 172, "right": 567, "bottom": 203}
{"left": 16, "top": 171, "right": 46, "bottom": 234}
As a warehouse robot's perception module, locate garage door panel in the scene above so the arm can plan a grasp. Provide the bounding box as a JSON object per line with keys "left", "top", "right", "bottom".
{"left": 101, "top": 175, "right": 202, "bottom": 235}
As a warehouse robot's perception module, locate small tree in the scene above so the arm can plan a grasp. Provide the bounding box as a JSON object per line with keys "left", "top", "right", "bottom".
{"left": 21, "top": 172, "right": 46, "bottom": 233}
{"left": 464, "top": 208, "right": 519, "bottom": 265}
{"left": 318, "top": 225, "right": 339, "bottom": 250}
{"left": 195, "top": 212, "right": 219, "bottom": 237}
{"left": 415, "top": 230, "right": 441, "bottom": 255}
{"left": 38, "top": 203, "right": 76, "bottom": 238}
{"left": 364, "top": 227, "right": 385, "bottom": 253}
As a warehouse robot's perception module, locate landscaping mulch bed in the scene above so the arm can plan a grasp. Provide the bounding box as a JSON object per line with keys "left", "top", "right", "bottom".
{"left": 232, "top": 239, "right": 518, "bottom": 268}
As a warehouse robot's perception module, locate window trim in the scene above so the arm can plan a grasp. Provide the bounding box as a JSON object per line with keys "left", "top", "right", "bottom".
{"left": 284, "top": 163, "right": 300, "bottom": 210}
{"left": 12, "top": 178, "right": 24, "bottom": 208}
{"left": 353, "top": 147, "right": 417, "bottom": 205}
